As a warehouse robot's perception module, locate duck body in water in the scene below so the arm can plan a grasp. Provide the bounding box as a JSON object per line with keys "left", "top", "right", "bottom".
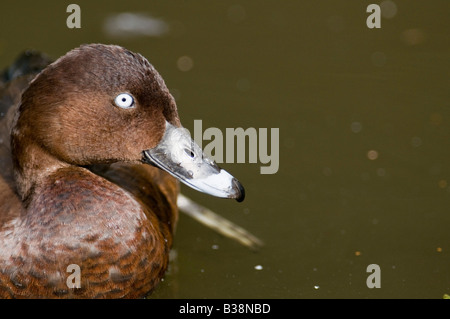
{"left": 0, "top": 44, "right": 244, "bottom": 298}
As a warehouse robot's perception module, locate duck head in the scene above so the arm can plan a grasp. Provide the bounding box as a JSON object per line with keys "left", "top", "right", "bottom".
{"left": 11, "top": 44, "right": 244, "bottom": 202}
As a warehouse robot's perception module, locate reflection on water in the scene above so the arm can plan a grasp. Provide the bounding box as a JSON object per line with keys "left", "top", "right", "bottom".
{"left": 103, "top": 12, "right": 170, "bottom": 38}
{"left": 1, "top": 0, "right": 450, "bottom": 298}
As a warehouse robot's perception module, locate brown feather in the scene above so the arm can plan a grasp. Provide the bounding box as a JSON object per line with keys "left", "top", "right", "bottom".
{"left": 0, "top": 44, "right": 180, "bottom": 298}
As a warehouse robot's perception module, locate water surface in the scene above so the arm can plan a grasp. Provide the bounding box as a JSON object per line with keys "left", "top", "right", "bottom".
{"left": 1, "top": 0, "right": 449, "bottom": 298}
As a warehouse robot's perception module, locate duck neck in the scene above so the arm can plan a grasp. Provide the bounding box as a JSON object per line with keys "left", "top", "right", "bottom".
{"left": 11, "top": 136, "right": 68, "bottom": 201}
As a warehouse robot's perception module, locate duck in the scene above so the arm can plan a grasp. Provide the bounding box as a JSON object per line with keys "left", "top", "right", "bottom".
{"left": 0, "top": 44, "right": 244, "bottom": 299}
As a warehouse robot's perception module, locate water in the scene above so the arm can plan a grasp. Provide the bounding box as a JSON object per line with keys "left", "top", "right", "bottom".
{"left": 1, "top": 0, "right": 450, "bottom": 298}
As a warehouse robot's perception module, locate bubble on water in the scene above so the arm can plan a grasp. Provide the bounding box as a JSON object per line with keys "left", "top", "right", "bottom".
{"left": 254, "top": 265, "right": 263, "bottom": 270}
{"left": 177, "top": 56, "right": 194, "bottom": 72}
{"left": 438, "top": 180, "right": 447, "bottom": 189}
{"left": 380, "top": 0, "right": 397, "bottom": 19}
{"left": 376, "top": 168, "right": 386, "bottom": 177}
{"left": 350, "top": 121, "right": 362, "bottom": 133}
{"left": 410, "top": 136, "right": 422, "bottom": 148}
{"left": 367, "top": 150, "right": 379, "bottom": 160}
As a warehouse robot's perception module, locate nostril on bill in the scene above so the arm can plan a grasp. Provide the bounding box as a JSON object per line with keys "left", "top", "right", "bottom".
{"left": 184, "top": 148, "right": 195, "bottom": 158}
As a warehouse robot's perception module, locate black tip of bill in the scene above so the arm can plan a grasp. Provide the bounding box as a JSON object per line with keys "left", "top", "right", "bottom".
{"left": 232, "top": 178, "right": 245, "bottom": 202}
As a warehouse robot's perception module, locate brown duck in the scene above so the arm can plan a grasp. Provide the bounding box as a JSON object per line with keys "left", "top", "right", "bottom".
{"left": 0, "top": 44, "right": 244, "bottom": 298}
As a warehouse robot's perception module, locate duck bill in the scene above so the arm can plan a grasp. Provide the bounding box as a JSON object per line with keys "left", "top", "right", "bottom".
{"left": 142, "top": 121, "right": 245, "bottom": 202}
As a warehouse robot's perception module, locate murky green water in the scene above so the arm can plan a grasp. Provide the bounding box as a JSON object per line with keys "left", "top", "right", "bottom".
{"left": 1, "top": 1, "right": 450, "bottom": 298}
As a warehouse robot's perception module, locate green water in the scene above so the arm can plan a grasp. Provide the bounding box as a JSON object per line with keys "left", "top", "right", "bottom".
{"left": 1, "top": 0, "right": 450, "bottom": 298}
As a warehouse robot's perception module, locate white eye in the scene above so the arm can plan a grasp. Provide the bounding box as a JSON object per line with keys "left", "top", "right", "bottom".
{"left": 114, "top": 93, "right": 135, "bottom": 109}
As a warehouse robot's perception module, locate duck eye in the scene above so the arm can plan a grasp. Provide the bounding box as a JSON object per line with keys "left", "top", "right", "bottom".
{"left": 114, "top": 93, "right": 135, "bottom": 109}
